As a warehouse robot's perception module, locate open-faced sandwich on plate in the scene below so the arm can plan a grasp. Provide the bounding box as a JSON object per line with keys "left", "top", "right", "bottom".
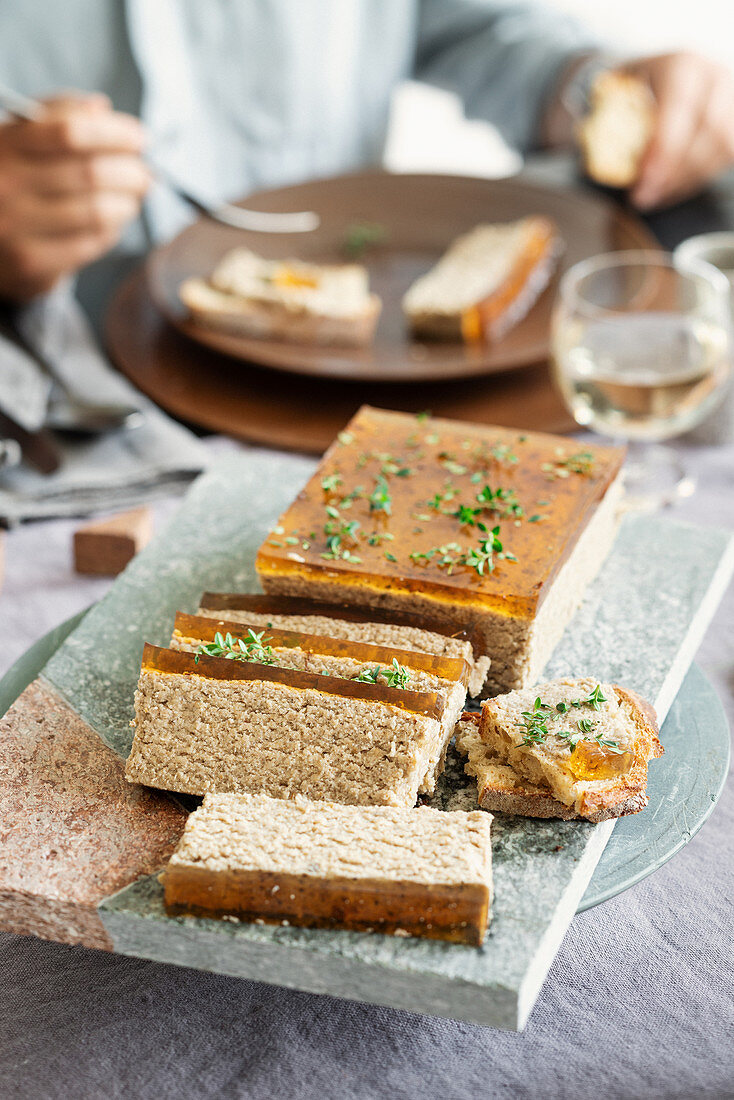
{"left": 180, "top": 247, "right": 381, "bottom": 347}
{"left": 456, "top": 677, "right": 663, "bottom": 821}
{"left": 402, "top": 216, "right": 562, "bottom": 343}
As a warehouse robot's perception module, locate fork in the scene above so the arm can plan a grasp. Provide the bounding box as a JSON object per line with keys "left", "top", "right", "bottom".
{"left": 0, "top": 84, "right": 320, "bottom": 233}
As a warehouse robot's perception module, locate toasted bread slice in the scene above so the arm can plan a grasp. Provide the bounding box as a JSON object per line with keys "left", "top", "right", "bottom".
{"left": 578, "top": 71, "right": 655, "bottom": 188}
{"left": 180, "top": 248, "right": 381, "bottom": 347}
{"left": 401, "top": 217, "right": 561, "bottom": 343}
{"left": 474, "top": 678, "right": 662, "bottom": 822}
{"left": 455, "top": 713, "right": 650, "bottom": 822}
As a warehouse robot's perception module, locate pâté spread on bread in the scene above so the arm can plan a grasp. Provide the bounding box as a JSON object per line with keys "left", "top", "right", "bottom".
{"left": 180, "top": 247, "right": 381, "bottom": 347}
{"left": 457, "top": 678, "right": 663, "bottom": 822}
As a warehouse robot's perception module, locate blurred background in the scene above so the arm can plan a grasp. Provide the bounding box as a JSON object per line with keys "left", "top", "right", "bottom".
{"left": 387, "top": 0, "right": 734, "bottom": 177}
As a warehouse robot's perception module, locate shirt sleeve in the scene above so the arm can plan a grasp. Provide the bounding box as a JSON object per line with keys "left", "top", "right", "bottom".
{"left": 414, "top": 0, "right": 601, "bottom": 152}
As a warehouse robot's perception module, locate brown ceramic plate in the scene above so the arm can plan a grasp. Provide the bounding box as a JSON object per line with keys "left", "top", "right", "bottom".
{"left": 146, "top": 170, "right": 659, "bottom": 383}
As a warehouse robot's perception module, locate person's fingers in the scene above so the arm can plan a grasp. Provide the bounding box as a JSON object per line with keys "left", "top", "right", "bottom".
{"left": 633, "top": 61, "right": 734, "bottom": 208}
{"left": 41, "top": 91, "right": 112, "bottom": 115}
{"left": 631, "top": 57, "right": 709, "bottom": 208}
{"left": 1, "top": 225, "right": 123, "bottom": 299}
{"left": 6, "top": 189, "right": 142, "bottom": 237}
{"left": 2, "top": 107, "right": 146, "bottom": 157}
{"left": 18, "top": 153, "right": 152, "bottom": 198}
{"left": 642, "top": 128, "right": 718, "bottom": 209}
{"left": 700, "top": 68, "right": 734, "bottom": 164}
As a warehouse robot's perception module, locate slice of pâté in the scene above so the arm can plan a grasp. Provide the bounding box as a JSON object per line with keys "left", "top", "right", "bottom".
{"left": 163, "top": 793, "right": 493, "bottom": 945}
{"left": 255, "top": 406, "right": 625, "bottom": 694}
{"left": 196, "top": 592, "right": 491, "bottom": 696}
{"left": 169, "top": 610, "right": 469, "bottom": 793}
{"left": 126, "top": 639, "right": 460, "bottom": 806}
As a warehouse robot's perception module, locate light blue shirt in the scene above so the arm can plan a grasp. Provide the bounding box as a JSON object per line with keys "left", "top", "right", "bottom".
{"left": 0, "top": 0, "right": 596, "bottom": 241}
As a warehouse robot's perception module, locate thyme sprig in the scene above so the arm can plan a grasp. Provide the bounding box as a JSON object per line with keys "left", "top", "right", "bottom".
{"left": 464, "top": 525, "right": 506, "bottom": 575}
{"left": 321, "top": 511, "right": 362, "bottom": 562}
{"left": 353, "top": 658, "right": 410, "bottom": 689}
{"left": 321, "top": 473, "right": 342, "bottom": 493}
{"left": 519, "top": 685, "right": 621, "bottom": 753}
{"left": 476, "top": 484, "right": 524, "bottom": 519}
{"left": 195, "top": 631, "right": 410, "bottom": 691}
{"left": 369, "top": 474, "right": 392, "bottom": 515}
{"left": 409, "top": 524, "right": 513, "bottom": 576}
{"left": 543, "top": 450, "right": 596, "bottom": 479}
{"left": 195, "top": 630, "right": 276, "bottom": 666}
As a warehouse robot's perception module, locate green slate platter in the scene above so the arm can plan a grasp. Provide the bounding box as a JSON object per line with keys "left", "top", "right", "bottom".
{"left": 3, "top": 452, "right": 733, "bottom": 1031}
{"left": 0, "top": 610, "right": 728, "bottom": 914}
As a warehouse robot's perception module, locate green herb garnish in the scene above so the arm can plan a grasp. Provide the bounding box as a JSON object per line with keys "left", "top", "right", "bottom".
{"left": 321, "top": 473, "right": 342, "bottom": 493}
{"left": 519, "top": 685, "right": 620, "bottom": 753}
{"left": 543, "top": 450, "right": 596, "bottom": 478}
{"left": 369, "top": 474, "right": 392, "bottom": 515}
{"left": 353, "top": 658, "right": 409, "bottom": 689}
{"left": 464, "top": 525, "right": 503, "bottom": 575}
{"left": 195, "top": 630, "right": 276, "bottom": 666}
{"left": 476, "top": 484, "right": 523, "bottom": 518}
{"left": 342, "top": 221, "right": 387, "bottom": 259}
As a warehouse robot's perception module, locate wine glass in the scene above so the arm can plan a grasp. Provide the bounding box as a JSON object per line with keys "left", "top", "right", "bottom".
{"left": 550, "top": 251, "right": 732, "bottom": 506}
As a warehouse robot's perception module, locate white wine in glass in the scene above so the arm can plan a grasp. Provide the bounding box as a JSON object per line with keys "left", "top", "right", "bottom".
{"left": 551, "top": 252, "right": 732, "bottom": 502}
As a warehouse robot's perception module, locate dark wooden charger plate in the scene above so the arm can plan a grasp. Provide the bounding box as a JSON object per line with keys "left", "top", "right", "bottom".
{"left": 105, "top": 266, "right": 580, "bottom": 455}
{"left": 146, "top": 171, "right": 659, "bottom": 384}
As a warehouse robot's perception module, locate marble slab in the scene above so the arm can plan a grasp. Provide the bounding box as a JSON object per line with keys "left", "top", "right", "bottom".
{"left": 19, "top": 454, "right": 734, "bottom": 1028}
{"left": 0, "top": 679, "right": 186, "bottom": 950}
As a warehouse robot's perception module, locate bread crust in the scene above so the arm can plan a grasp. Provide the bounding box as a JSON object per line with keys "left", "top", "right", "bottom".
{"left": 576, "top": 684, "right": 662, "bottom": 821}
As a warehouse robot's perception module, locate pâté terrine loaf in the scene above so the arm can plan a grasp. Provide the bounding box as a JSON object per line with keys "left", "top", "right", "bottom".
{"left": 197, "top": 591, "right": 491, "bottom": 696}
{"left": 163, "top": 792, "right": 493, "bottom": 945}
{"left": 255, "top": 406, "right": 625, "bottom": 694}
{"left": 125, "top": 619, "right": 469, "bottom": 804}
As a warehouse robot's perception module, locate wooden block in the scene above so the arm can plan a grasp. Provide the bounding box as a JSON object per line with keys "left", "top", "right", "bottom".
{"left": 73, "top": 507, "right": 152, "bottom": 576}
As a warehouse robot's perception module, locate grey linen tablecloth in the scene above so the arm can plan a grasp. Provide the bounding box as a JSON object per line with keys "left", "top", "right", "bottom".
{"left": 0, "top": 433, "right": 732, "bottom": 1100}
{"left": 0, "top": 284, "right": 207, "bottom": 524}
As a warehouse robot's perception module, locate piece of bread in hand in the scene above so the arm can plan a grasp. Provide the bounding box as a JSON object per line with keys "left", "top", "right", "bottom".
{"left": 455, "top": 713, "right": 650, "bottom": 821}
{"left": 401, "top": 217, "right": 561, "bottom": 344}
{"left": 578, "top": 71, "right": 655, "bottom": 189}
{"left": 459, "top": 677, "right": 663, "bottom": 823}
{"left": 180, "top": 248, "right": 381, "bottom": 347}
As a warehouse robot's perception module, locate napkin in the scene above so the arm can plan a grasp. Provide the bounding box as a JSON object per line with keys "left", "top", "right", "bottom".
{"left": 0, "top": 284, "right": 207, "bottom": 525}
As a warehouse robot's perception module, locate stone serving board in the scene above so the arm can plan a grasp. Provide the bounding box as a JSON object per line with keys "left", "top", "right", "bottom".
{"left": 5, "top": 452, "right": 734, "bottom": 1030}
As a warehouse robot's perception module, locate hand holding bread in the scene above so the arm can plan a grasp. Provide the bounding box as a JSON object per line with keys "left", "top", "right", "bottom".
{"left": 577, "top": 53, "right": 734, "bottom": 210}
